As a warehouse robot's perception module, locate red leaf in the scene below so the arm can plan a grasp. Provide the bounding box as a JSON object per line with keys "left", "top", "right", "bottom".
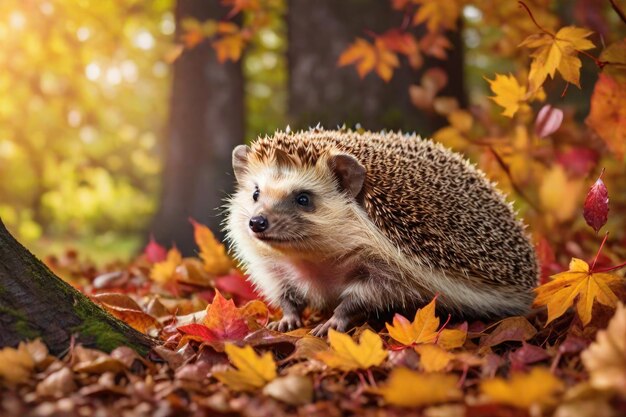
{"left": 177, "top": 323, "right": 219, "bottom": 343}
{"left": 144, "top": 235, "right": 167, "bottom": 263}
{"left": 534, "top": 104, "right": 563, "bottom": 138}
{"left": 583, "top": 170, "right": 609, "bottom": 233}
{"left": 215, "top": 272, "right": 259, "bottom": 302}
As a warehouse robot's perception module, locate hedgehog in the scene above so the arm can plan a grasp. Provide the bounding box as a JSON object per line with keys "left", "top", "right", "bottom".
{"left": 225, "top": 128, "right": 538, "bottom": 336}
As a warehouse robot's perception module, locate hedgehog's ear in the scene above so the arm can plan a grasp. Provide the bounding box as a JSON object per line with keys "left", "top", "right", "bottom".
{"left": 328, "top": 154, "right": 366, "bottom": 199}
{"left": 232, "top": 145, "right": 250, "bottom": 184}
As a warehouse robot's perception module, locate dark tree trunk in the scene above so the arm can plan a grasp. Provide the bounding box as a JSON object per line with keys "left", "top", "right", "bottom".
{"left": 0, "top": 219, "right": 156, "bottom": 356}
{"left": 151, "top": 0, "right": 245, "bottom": 255}
{"left": 287, "top": 0, "right": 466, "bottom": 134}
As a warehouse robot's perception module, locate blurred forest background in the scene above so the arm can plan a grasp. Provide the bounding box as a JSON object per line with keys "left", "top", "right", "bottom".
{"left": 0, "top": 0, "right": 624, "bottom": 267}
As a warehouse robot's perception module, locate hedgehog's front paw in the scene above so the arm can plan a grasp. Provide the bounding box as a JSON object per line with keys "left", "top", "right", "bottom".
{"left": 310, "top": 315, "right": 350, "bottom": 337}
{"left": 268, "top": 313, "right": 302, "bottom": 332}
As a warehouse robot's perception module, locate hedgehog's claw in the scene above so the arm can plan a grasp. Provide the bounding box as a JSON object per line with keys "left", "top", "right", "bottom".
{"left": 310, "top": 315, "right": 350, "bottom": 337}
{"left": 268, "top": 314, "right": 302, "bottom": 333}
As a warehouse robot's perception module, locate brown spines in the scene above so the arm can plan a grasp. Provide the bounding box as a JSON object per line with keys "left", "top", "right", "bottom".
{"left": 248, "top": 128, "right": 538, "bottom": 289}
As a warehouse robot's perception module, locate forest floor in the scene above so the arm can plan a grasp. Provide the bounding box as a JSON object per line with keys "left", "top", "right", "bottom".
{"left": 1, "top": 221, "right": 626, "bottom": 417}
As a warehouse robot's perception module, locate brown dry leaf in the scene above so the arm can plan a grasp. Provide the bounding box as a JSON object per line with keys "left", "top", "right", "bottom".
{"left": 581, "top": 302, "right": 626, "bottom": 395}
{"left": 36, "top": 367, "right": 77, "bottom": 398}
{"left": 92, "top": 293, "right": 160, "bottom": 333}
{"left": 262, "top": 375, "right": 313, "bottom": 405}
{"left": 481, "top": 367, "right": 563, "bottom": 409}
{"left": 378, "top": 368, "right": 462, "bottom": 407}
{"left": 479, "top": 316, "right": 537, "bottom": 349}
{"left": 0, "top": 341, "right": 36, "bottom": 384}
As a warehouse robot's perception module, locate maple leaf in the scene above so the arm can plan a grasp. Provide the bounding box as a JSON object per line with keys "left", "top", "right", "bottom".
{"left": 486, "top": 73, "right": 528, "bottom": 118}
{"left": 316, "top": 329, "right": 387, "bottom": 371}
{"left": 520, "top": 26, "right": 595, "bottom": 90}
{"left": 534, "top": 258, "right": 622, "bottom": 326}
{"left": 143, "top": 235, "right": 167, "bottom": 263}
{"left": 586, "top": 73, "right": 626, "bottom": 160}
{"left": 0, "top": 342, "right": 35, "bottom": 384}
{"left": 177, "top": 291, "right": 267, "bottom": 344}
{"left": 385, "top": 298, "right": 466, "bottom": 349}
{"left": 190, "top": 219, "right": 232, "bottom": 275}
{"left": 211, "top": 22, "right": 246, "bottom": 63}
{"left": 412, "top": 0, "right": 460, "bottom": 33}
{"left": 415, "top": 344, "right": 455, "bottom": 372}
{"left": 150, "top": 247, "right": 182, "bottom": 284}
{"left": 378, "top": 368, "right": 461, "bottom": 407}
{"left": 338, "top": 38, "right": 399, "bottom": 82}
{"left": 583, "top": 171, "right": 609, "bottom": 234}
{"left": 582, "top": 302, "right": 626, "bottom": 395}
{"left": 481, "top": 367, "right": 563, "bottom": 409}
{"left": 214, "top": 343, "right": 277, "bottom": 391}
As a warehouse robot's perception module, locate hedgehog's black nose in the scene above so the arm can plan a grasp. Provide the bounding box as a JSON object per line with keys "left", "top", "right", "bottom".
{"left": 249, "top": 215, "right": 269, "bottom": 233}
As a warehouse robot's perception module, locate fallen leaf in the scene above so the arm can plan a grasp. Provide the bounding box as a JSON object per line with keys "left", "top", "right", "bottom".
{"left": 144, "top": 235, "right": 167, "bottom": 263}
{"left": 214, "top": 344, "right": 276, "bottom": 391}
{"left": 92, "top": 293, "right": 160, "bottom": 333}
{"left": 534, "top": 258, "right": 622, "bottom": 326}
{"left": 317, "top": 329, "right": 387, "bottom": 371}
{"left": 479, "top": 316, "right": 537, "bottom": 349}
{"left": 190, "top": 219, "right": 232, "bottom": 275}
{"left": 583, "top": 171, "right": 609, "bottom": 233}
{"left": 36, "top": 367, "right": 77, "bottom": 398}
{"left": 262, "top": 375, "right": 313, "bottom": 405}
{"left": 150, "top": 247, "right": 182, "bottom": 284}
{"left": 481, "top": 367, "right": 563, "bottom": 408}
{"left": 415, "top": 344, "right": 454, "bottom": 372}
{"left": 0, "top": 342, "right": 35, "bottom": 384}
{"left": 378, "top": 368, "right": 462, "bottom": 407}
{"left": 386, "top": 298, "right": 466, "bottom": 349}
{"left": 581, "top": 302, "right": 626, "bottom": 395}
{"left": 487, "top": 73, "right": 528, "bottom": 117}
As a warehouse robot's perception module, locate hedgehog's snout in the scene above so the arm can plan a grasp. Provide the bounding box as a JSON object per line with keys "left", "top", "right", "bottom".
{"left": 249, "top": 215, "right": 269, "bottom": 233}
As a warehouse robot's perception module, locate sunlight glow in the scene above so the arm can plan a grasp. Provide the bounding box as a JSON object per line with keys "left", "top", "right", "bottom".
{"left": 105, "top": 67, "right": 122, "bottom": 85}
{"left": 9, "top": 12, "right": 26, "bottom": 30}
{"left": 77, "top": 27, "right": 91, "bottom": 42}
{"left": 85, "top": 63, "right": 101, "bottom": 80}
{"left": 134, "top": 30, "right": 155, "bottom": 50}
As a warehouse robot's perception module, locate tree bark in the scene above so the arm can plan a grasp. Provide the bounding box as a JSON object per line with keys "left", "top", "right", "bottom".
{"left": 287, "top": 0, "right": 466, "bottom": 134}
{"left": 0, "top": 219, "right": 156, "bottom": 356}
{"left": 150, "top": 0, "right": 245, "bottom": 255}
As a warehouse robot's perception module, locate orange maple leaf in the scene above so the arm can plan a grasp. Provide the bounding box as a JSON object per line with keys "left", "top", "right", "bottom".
{"left": 338, "top": 38, "right": 399, "bottom": 82}
{"left": 534, "top": 258, "right": 622, "bottom": 326}
{"left": 486, "top": 73, "right": 528, "bottom": 118}
{"left": 316, "top": 329, "right": 387, "bottom": 371}
{"left": 177, "top": 291, "right": 268, "bottom": 344}
{"left": 481, "top": 367, "right": 563, "bottom": 409}
{"left": 520, "top": 26, "right": 595, "bottom": 90}
{"left": 412, "top": 0, "right": 460, "bottom": 33}
{"left": 190, "top": 219, "right": 232, "bottom": 275}
{"left": 150, "top": 247, "right": 182, "bottom": 284}
{"left": 214, "top": 343, "right": 276, "bottom": 391}
{"left": 385, "top": 297, "right": 466, "bottom": 349}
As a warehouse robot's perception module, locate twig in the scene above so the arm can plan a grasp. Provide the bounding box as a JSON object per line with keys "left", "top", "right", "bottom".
{"left": 488, "top": 147, "right": 541, "bottom": 212}
{"left": 518, "top": 1, "right": 553, "bottom": 35}
{"left": 590, "top": 232, "right": 609, "bottom": 272}
{"left": 609, "top": 0, "right": 626, "bottom": 25}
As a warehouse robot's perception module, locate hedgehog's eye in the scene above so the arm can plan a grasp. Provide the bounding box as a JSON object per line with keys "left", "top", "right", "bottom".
{"left": 295, "top": 192, "right": 310, "bottom": 207}
{"left": 252, "top": 187, "right": 260, "bottom": 202}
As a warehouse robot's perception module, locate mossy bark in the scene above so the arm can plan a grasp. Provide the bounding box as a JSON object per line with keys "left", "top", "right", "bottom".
{"left": 0, "top": 219, "right": 156, "bottom": 356}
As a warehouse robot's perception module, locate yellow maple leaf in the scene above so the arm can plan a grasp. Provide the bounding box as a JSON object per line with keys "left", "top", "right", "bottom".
{"left": 486, "top": 73, "right": 528, "bottom": 118}
{"left": 150, "top": 247, "right": 182, "bottom": 284}
{"left": 191, "top": 219, "right": 232, "bottom": 275}
{"left": 385, "top": 298, "right": 466, "bottom": 349}
{"left": 0, "top": 342, "right": 35, "bottom": 384}
{"left": 481, "top": 367, "right": 563, "bottom": 409}
{"left": 316, "top": 329, "right": 387, "bottom": 371}
{"left": 378, "top": 368, "right": 462, "bottom": 407}
{"left": 415, "top": 344, "right": 455, "bottom": 372}
{"left": 338, "top": 38, "right": 399, "bottom": 82}
{"left": 520, "top": 26, "right": 595, "bottom": 90}
{"left": 412, "top": 0, "right": 460, "bottom": 33}
{"left": 214, "top": 344, "right": 277, "bottom": 391}
{"left": 534, "top": 258, "right": 622, "bottom": 326}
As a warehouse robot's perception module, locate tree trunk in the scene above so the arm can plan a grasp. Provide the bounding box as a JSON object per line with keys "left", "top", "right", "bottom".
{"left": 150, "top": 0, "right": 245, "bottom": 255}
{"left": 0, "top": 219, "right": 155, "bottom": 356}
{"left": 287, "top": 0, "right": 466, "bottom": 134}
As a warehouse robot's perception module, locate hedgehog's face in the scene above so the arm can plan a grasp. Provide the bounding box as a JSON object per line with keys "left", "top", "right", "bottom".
{"left": 228, "top": 144, "right": 366, "bottom": 255}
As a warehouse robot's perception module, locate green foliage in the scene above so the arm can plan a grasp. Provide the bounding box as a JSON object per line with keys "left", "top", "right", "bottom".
{"left": 0, "top": 0, "right": 173, "bottom": 242}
